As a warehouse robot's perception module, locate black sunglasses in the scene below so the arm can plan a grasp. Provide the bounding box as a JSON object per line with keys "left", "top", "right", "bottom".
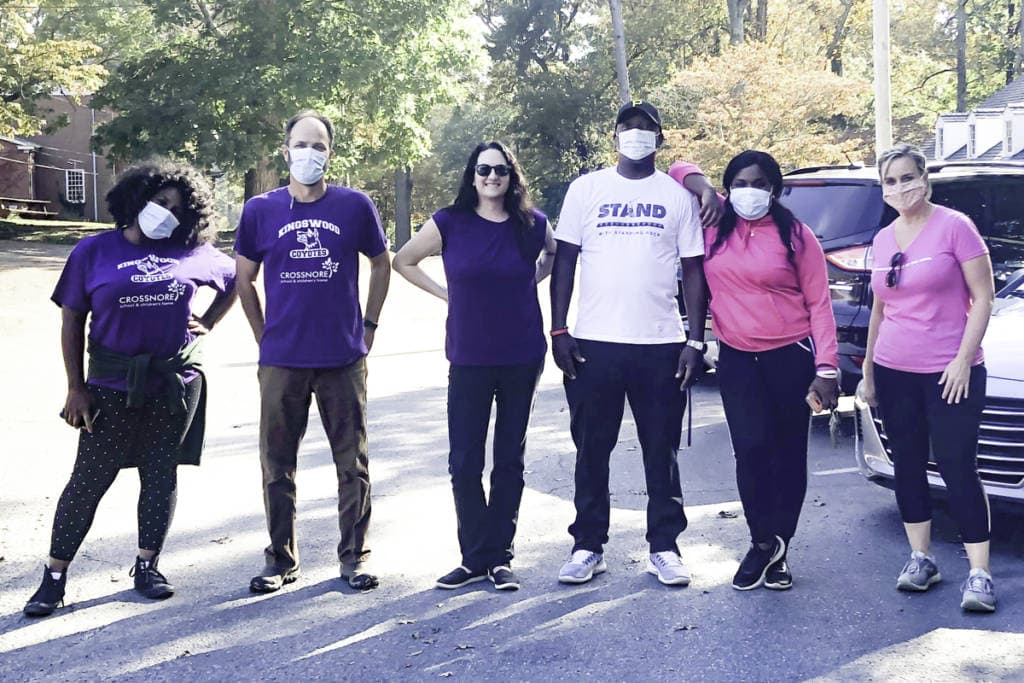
{"left": 475, "top": 163, "right": 511, "bottom": 177}
{"left": 885, "top": 251, "right": 904, "bottom": 288}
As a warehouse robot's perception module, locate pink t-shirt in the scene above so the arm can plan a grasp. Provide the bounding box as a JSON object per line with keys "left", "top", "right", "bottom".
{"left": 871, "top": 205, "right": 988, "bottom": 373}
{"left": 703, "top": 217, "right": 839, "bottom": 368}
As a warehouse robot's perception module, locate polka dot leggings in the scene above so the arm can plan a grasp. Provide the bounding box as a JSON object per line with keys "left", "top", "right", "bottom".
{"left": 48, "top": 377, "right": 201, "bottom": 562}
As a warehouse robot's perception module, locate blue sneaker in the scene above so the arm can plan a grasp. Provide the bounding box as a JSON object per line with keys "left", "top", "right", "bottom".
{"left": 960, "top": 569, "right": 996, "bottom": 613}
{"left": 896, "top": 551, "right": 941, "bottom": 591}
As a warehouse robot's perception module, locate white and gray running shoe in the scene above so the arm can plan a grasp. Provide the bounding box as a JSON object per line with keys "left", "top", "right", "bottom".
{"left": 647, "top": 551, "right": 691, "bottom": 586}
{"left": 960, "top": 569, "right": 997, "bottom": 613}
{"left": 896, "top": 550, "right": 941, "bottom": 591}
{"left": 558, "top": 550, "right": 607, "bottom": 584}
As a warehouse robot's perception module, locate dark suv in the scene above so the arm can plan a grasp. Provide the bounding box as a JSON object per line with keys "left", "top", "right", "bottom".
{"left": 781, "top": 161, "right": 1024, "bottom": 395}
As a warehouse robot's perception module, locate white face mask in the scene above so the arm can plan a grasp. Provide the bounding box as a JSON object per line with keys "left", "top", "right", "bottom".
{"left": 729, "top": 187, "right": 773, "bottom": 220}
{"left": 616, "top": 129, "right": 658, "bottom": 161}
{"left": 288, "top": 146, "right": 328, "bottom": 185}
{"left": 138, "top": 201, "right": 180, "bottom": 240}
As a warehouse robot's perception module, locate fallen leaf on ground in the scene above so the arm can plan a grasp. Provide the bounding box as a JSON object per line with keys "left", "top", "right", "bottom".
{"left": 673, "top": 625, "right": 699, "bottom": 631}
{"left": 717, "top": 510, "right": 738, "bottom": 519}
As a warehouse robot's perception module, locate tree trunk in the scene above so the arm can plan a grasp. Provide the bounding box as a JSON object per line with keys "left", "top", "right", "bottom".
{"left": 609, "top": 0, "right": 631, "bottom": 103}
{"left": 1011, "top": 0, "right": 1023, "bottom": 81}
{"left": 956, "top": 0, "right": 968, "bottom": 112}
{"left": 753, "top": 0, "right": 768, "bottom": 41}
{"left": 727, "top": 0, "right": 750, "bottom": 45}
{"left": 244, "top": 158, "right": 282, "bottom": 201}
{"left": 827, "top": 0, "right": 857, "bottom": 76}
{"left": 394, "top": 165, "right": 413, "bottom": 249}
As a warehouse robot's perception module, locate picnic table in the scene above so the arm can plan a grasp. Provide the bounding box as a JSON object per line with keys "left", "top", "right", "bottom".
{"left": 0, "top": 196, "right": 56, "bottom": 219}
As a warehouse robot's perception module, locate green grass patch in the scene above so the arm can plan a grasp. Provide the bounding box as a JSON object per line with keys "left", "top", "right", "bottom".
{"left": 0, "top": 217, "right": 111, "bottom": 245}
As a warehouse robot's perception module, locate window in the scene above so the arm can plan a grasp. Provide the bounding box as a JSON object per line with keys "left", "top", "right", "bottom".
{"left": 937, "top": 127, "right": 944, "bottom": 158}
{"left": 968, "top": 123, "right": 976, "bottom": 157}
{"left": 1006, "top": 121, "right": 1014, "bottom": 156}
{"left": 65, "top": 169, "right": 85, "bottom": 204}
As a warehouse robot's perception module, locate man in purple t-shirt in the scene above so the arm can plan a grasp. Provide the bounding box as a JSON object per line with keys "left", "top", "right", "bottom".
{"left": 234, "top": 110, "right": 391, "bottom": 592}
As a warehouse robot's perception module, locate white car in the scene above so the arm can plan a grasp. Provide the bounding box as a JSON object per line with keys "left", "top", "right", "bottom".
{"left": 854, "top": 270, "right": 1024, "bottom": 503}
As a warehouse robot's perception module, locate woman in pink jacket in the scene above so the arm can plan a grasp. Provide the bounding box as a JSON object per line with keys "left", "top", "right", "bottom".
{"left": 671, "top": 150, "right": 839, "bottom": 591}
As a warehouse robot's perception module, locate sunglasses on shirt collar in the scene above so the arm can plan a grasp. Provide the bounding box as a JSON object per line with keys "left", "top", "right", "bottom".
{"left": 475, "top": 163, "right": 511, "bottom": 177}
{"left": 885, "top": 251, "right": 904, "bottom": 288}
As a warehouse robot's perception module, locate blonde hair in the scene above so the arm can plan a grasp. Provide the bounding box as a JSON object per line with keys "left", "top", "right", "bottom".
{"left": 877, "top": 143, "right": 928, "bottom": 179}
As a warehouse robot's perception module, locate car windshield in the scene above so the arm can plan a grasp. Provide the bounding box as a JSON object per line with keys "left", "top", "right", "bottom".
{"left": 780, "top": 183, "right": 891, "bottom": 241}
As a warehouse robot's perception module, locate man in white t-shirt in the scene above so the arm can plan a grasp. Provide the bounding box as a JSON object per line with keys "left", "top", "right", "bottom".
{"left": 550, "top": 101, "right": 709, "bottom": 586}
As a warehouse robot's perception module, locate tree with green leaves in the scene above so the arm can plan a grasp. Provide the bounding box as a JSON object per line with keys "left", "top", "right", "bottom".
{"left": 90, "top": 0, "right": 478, "bottom": 207}
{"left": 0, "top": 6, "right": 105, "bottom": 137}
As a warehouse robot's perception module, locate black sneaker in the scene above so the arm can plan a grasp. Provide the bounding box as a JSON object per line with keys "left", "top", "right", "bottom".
{"left": 488, "top": 565, "right": 520, "bottom": 591}
{"left": 250, "top": 565, "right": 301, "bottom": 593}
{"left": 764, "top": 552, "right": 793, "bottom": 591}
{"left": 435, "top": 565, "right": 487, "bottom": 589}
{"left": 131, "top": 556, "right": 175, "bottom": 600}
{"left": 23, "top": 566, "right": 67, "bottom": 617}
{"left": 732, "top": 535, "right": 785, "bottom": 591}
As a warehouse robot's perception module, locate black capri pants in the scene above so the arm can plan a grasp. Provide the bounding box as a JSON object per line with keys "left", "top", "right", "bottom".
{"left": 48, "top": 377, "right": 202, "bottom": 561}
{"left": 873, "top": 362, "right": 989, "bottom": 544}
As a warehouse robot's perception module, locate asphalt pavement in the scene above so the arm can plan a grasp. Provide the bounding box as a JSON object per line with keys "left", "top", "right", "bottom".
{"left": 1, "top": 240, "right": 1022, "bottom": 682}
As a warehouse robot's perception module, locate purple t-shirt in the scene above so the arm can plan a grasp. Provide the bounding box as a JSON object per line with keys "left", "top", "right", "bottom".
{"left": 234, "top": 185, "right": 388, "bottom": 367}
{"left": 51, "top": 230, "right": 236, "bottom": 391}
{"left": 435, "top": 207, "right": 547, "bottom": 366}
{"left": 871, "top": 205, "right": 989, "bottom": 373}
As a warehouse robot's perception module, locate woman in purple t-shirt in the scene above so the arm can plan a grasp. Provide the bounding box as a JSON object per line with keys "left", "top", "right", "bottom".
{"left": 24, "top": 161, "right": 237, "bottom": 617}
{"left": 860, "top": 144, "right": 997, "bottom": 613}
{"left": 394, "top": 141, "right": 555, "bottom": 591}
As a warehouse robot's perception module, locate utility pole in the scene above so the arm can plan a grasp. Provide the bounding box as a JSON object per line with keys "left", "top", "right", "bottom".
{"left": 872, "top": 0, "right": 893, "bottom": 156}
{"left": 609, "top": 0, "right": 630, "bottom": 103}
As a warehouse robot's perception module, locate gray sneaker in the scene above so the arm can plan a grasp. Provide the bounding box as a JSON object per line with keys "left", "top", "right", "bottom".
{"left": 896, "top": 551, "right": 941, "bottom": 591}
{"left": 558, "top": 550, "right": 606, "bottom": 584}
{"left": 961, "top": 569, "right": 997, "bottom": 613}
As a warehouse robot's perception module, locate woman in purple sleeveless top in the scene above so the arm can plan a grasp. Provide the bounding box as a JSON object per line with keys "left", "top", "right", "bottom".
{"left": 394, "top": 141, "right": 555, "bottom": 591}
{"left": 24, "top": 161, "right": 237, "bottom": 617}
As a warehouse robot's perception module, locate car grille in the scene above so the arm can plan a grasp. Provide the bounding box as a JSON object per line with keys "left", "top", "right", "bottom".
{"left": 871, "top": 396, "right": 1024, "bottom": 488}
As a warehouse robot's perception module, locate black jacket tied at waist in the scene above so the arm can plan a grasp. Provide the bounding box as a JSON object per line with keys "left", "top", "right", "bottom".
{"left": 86, "top": 337, "right": 208, "bottom": 466}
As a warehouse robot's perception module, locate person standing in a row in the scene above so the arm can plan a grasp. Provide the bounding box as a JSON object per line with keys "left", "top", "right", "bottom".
{"left": 551, "top": 101, "right": 708, "bottom": 587}
{"left": 674, "top": 151, "right": 839, "bottom": 592}
{"left": 235, "top": 111, "right": 391, "bottom": 593}
{"left": 394, "top": 141, "right": 555, "bottom": 591}
{"left": 860, "top": 144, "right": 996, "bottom": 612}
{"left": 25, "top": 160, "right": 237, "bottom": 617}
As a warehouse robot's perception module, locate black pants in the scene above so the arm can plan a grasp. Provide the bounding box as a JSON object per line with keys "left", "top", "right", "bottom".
{"left": 447, "top": 360, "right": 543, "bottom": 571}
{"left": 48, "top": 378, "right": 201, "bottom": 562}
{"left": 717, "top": 340, "right": 815, "bottom": 546}
{"left": 564, "top": 340, "right": 687, "bottom": 554}
{"left": 873, "top": 363, "right": 989, "bottom": 543}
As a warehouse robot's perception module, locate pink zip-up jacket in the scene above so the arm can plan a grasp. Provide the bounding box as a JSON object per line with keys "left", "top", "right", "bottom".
{"left": 704, "top": 217, "right": 838, "bottom": 368}
{"left": 667, "top": 160, "right": 838, "bottom": 369}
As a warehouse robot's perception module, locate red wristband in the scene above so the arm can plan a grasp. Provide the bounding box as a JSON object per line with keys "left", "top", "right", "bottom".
{"left": 550, "top": 328, "right": 569, "bottom": 337}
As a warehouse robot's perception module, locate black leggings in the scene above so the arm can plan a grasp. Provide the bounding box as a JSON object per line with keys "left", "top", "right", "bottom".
{"left": 716, "top": 339, "right": 815, "bottom": 546}
{"left": 48, "top": 379, "right": 201, "bottom": 562}
{"left": 873, "top": 363, "right": 989, "bottom": 544}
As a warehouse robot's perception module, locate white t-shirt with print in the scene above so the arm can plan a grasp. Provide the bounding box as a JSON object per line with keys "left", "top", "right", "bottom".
{"left": 555, "top": 166, "right": 704, "bottom": 344}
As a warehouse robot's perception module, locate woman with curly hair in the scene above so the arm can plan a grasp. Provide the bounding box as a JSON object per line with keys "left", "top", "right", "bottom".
{"left": 394, "top": 141, "right": 555, "bottom": 591}
{"left": 23, "top": 159, "right": 237, "bottom": 617}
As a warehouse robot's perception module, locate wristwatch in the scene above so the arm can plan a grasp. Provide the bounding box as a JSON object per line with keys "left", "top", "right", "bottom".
{"left": 685, "top": 339, "right": 708, "bottom": 354}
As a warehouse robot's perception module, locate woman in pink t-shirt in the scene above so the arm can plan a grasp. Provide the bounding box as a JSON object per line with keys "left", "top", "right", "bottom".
{"left": 673, "top": 150, "right": 840, "bottom": 592}
{"left": 860, "top": 144, "right": 996, "bottom": 613}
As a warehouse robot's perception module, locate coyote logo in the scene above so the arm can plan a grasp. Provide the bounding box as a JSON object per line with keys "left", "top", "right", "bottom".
{"left": 289, "top": 227, "right": 329, "bottom": 259}
{"left": 129, "top": 254, "right": 175, "bottom": 282}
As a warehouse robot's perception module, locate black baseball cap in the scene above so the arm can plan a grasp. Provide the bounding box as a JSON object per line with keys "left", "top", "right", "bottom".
{"left": 615, "top": 101, "right": 662, "bottom": 129}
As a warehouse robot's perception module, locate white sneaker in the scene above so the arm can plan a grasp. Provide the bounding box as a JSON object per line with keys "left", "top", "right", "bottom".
{"left": 647, "top": 551, "right": 691, "bottom": 586}
{"left": 558, "top": 550, "right": 607, "bottom": 584}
